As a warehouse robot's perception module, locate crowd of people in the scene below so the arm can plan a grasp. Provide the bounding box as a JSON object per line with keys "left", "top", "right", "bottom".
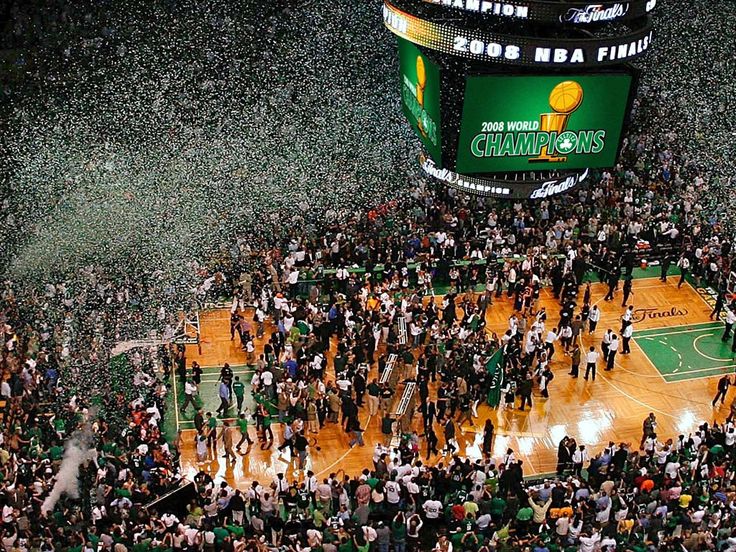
{"left": 1, "top": 0, "right": 736, "bottom": 550}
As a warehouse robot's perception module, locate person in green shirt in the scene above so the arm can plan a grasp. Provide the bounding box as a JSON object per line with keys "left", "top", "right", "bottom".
{"left": 236, "top": 412, "right": 254, "bottom": 449}
{"left": 48, "top": 441, "right": 64, "bottom": 462}
{"left": 516, "top": 504, "right": 533, "bottom": 534}
{"left": 232, "top": 376, "right": 246, "bottom": 413}
{"left": 366, "top": 475, "right": 379, "bottom": 489}
{"left": 338, "top": 536, "right": 355, "bottom": 552}
{"left": 206, "top": 412, "right": 218, "bottom": 449}
{"left": 313, "top": 507, "right": 327, "bottom": 528}
{"left": 490, "top": 495, "right": 506, "bottom": 518}
{"left": 132, "top": 538, "right": 152, "bottom": 552}
{"left": 261, "top": 408, "right": 274, "bottom": 446}
{"left": 226, "top": 524, "right": 244, "bottom": 539}
{"left": 212, "top": 526, "right": 229, "bottom": 545}
{"left": 52, "top": 417, "right": 66, "bottom": 439}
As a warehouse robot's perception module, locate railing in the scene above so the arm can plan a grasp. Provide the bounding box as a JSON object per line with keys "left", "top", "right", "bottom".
{"left": 379, "top": 353, "right": 398, "bottom": 385}
{"left": 397, "top": 317, "right": 407, "bottom": 346}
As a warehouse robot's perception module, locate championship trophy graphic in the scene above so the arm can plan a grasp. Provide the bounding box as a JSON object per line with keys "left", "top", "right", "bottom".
{"left": 415, "top": 55, "right": 428, "bottom": 138}
{"left": 530, "top": 80, "right": 583, "bottom": 163}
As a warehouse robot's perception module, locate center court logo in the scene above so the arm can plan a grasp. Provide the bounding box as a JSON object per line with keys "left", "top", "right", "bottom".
{"left": 469, "top": 80, "right": 607, "bottom": 164}
{"left": 632, "top": 306, "right": 688, "bottom": 324}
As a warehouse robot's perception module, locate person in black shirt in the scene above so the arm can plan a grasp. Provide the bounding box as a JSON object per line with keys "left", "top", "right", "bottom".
{"left": 191, "top": 361, "right": 203, "bottom": 386}
{"left": 423, "top": 401, "right": 437, "bottom": 433}
{"left": 218, "top": 363, "right": 233, "bottom": 395}
{"left": 482, "top": 420, "right": 494, "bottom": 458}
{"left": 621, "top": 277, "right": 633, "bottom": 307}
{"left": 353, "top": 371, "right": 366, "bottom": 407}
{"left": 660, "top": 254, "right": 672, "bottom": 282}
{"left": 713, "top": 375, "right": 732, "bottom": 406}
{"left": 436, "top": 383, "right": 449, "bottom": 421}
{"left": 556, "top": 436, "right": 571, "bottom": 476}
{"left": 193, "top": 409, "right": 205, "bottom": 434}
{"left": 294, "top": 431, "right": 309, "bottom": 470}
{"left": 443, "top": 418, "right": 456, "bottom": 454}
{"left": 604, "top": 269, "right": 618, "bottom": 301}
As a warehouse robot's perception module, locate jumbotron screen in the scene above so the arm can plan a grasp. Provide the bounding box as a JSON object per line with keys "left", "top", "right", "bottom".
{"left": 455, "top": 73, "right": 634, "bottom": 174}
{"left": 398, "top": 37, "right": 443, "bottom": 166}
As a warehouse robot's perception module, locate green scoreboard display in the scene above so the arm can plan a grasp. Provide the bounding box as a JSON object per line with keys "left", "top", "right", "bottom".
{"left": 455, "top": 73, "right": 634, "bottom": 174}
{"left": 398, "top": 37, "right": 443, "bottom": 166}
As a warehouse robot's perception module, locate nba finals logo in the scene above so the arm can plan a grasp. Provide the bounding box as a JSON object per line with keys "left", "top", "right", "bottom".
{"left": 468, "top": 79, "right": 607, "bottom": 163}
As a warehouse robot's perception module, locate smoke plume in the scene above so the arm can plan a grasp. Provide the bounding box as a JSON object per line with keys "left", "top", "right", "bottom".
{"left": 41, "top": 421, "right": 99, "bottom": 515}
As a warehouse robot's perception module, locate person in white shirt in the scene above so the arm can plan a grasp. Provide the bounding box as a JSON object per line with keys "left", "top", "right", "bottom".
{"left": 385, "top": 480, "right": 401, "bottom": 505}
{"left": 643, "top": 435, "right": 659, "bottom": 453}
{"left": 506, "top": 266, "right": 517, "bottom": 297}
{"left": 585, "top": 346, "right": 599, "bottom": 381}
{"left": 578, "top": 530, "right": 601, "bottom": 552}
{"left": 620, "top": 305, "right": 634, "bottom": 334}
{"left": 545, "top": 328, "right": 558, "bottom": 360}
{"left": 621, "top": 323, "right": 633, "bottom": 354}
{"left": 600, "top": 536, "right": 617, "bottom": 550}
{"left": 555, "top": 513, "right": 570, "bottom": 536}
{"left": 588, "top": 305, "right": 601, "bottom": 334}
{"left": 605, "top": 334, "right": 619, "bottom": 371}
{"left": 725, "top": 422, "right": 736, "bottom": 451}
{"left": 180, "top": 379, "right": 198, "bottom": 414}
{"left": 422, "top": 499, "right": 442, "bottom": 519}
{"left": 572, "top": 445, "right": 588, "bottom": 476}
{"left": 601, "top": 329, "right": 613, "bottom": 363}
{"left": 664, "top": 459, "right": 681, "bottom": 480}
{"left": 677, "top": 255, "right": 690, "bottom": 288}
{"left": 509, "top": 315, "right": 518, "bottom": 336}
{"left": 654, "top": 445, "right": 670, "bottom": 466}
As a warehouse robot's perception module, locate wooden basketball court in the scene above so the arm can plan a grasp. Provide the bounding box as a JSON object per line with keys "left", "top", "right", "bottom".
{"left": 174, "top": 277, "right": 730, "bottom": 486}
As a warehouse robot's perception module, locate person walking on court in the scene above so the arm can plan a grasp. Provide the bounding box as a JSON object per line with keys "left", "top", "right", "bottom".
{"left": 713, "top": 375, "right": 732, "bottom": 406}
{"left": 620, "top": 305, "right": 634, "bottom": 334}
{"left": 233, "top": 376, "right": 246, "bottom": 413}
{"left": 519, "top": 373, "right": 534, "bottom": 411}
{"left": 660, "top": 254, "right": 672, "bottom": 282}
{"left": 544, "top": 327, "right": 558, "bottom": 360}
{"left": 236, "top": 412, "right": 254, "bottom": 450}
{"left": 294, "top": 431, "right": 310, "bottom": 469}
{"left": 569, "top": 342, "right": 581, "bottom": 378}
{"left": 216, "top": 380, "right": 231, "bottom": 416}
{"left": 722, "top": 310, "right": 736, "bottom": 342}
{"left": 426, "top": 425, "right": 440, "bottom": 459}
{"left": 711, "top": 290, "right": 725, "bottom": 321}
{"left": 640, "top": 413, "right": 657, "bottom": 447}
{"left": 604, "top": 270, "right": 618, "bottom": 301}
{"left": 180, "top": 378, "right": 198, "bottom": 414}
{"left": 583, "top": 281, "right": 592, "bottom": 306}
{"left": 605, "top": 334, "right": 619, "bottom": 371}
{"left": 443, "top": 417, "right": 457, "bottom": 454}
{"left": 621, "top": 278, "right": 633, "bottom": 307}
{"left": 588, "top": 305, "right": 601, "bottom": 334}
{"left": 585, "top": 346, "right": 599, "bottom": 381}
{"left": 677, "top": 255, "right": 690, "bottom": 288}
{"left": 601, "top": 329, "right": 613, "bottom": 363}
{"left": 482, "top": 420, "right": 495, "bottom": 458}
{"left": 621, "top": 322, "right": 633, "bottom": 354}
{"left": 220, "top": 420, "right": 237, "bottom": 462}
